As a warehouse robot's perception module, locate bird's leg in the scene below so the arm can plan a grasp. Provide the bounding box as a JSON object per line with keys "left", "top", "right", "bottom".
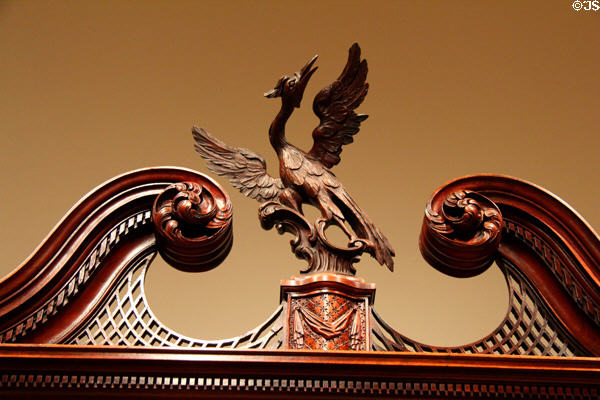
{"left": 279, "top": 187, "right": 303, "bottom": 214}
{"left": 331, "top": 215, "right": 356, "bottom": 242}
{"left": 314, "top": 195, "right": 356, "bottom": 242}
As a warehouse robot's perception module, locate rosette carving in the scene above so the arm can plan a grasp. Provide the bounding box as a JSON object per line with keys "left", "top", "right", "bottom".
{"left": 420, "top": 190, "right": 503, "bottom": 277}
{"left": 152, "top": 181, "right": 233, "bottom": 272}
{"left": 259, "top": 202, "right": 369, "bottom": 275}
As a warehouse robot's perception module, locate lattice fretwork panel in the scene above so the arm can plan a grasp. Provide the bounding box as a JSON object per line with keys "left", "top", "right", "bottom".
{"left": 0, "top": 211, "right": 153, "bottom": 344}
{"left": 68, "top": 252, "right": 283, "bottom": 349}
{"left": 371, "top": 262, "right": 586, "bottom": 356}
{"left": 504, "top": 220, "right": 600, "bottom": 327}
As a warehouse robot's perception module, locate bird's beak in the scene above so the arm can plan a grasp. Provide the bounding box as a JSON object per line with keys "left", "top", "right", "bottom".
{"left": 293, "top": 55, "right": 319, "bottom": 107}
{"left": 264, "top": 88, "right": 278, "bottom": 98}
{"left": 299, "top": 54, "right": 318, "bottom": 77}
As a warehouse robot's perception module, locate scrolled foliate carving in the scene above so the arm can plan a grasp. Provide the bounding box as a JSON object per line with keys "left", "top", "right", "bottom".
{"left": 420, "top": 189, "right": 503, "bottom": 277}
{"left": 259, "top": 201, "right": 368, "bottom": 275}
{"left": 152, "top": 180, "right": 233, "bottom": 272}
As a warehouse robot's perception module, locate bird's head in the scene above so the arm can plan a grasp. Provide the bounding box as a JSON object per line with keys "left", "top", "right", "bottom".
{"left": 264, "top": 55, "right": 318, "bottom": 108}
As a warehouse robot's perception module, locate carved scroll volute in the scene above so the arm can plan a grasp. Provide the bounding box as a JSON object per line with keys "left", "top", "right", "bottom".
{"left": 420, "top": 189, "right": 503, "bottom": 277}
{"left": 152, "top": 180, "right": 233, "bottom": 272}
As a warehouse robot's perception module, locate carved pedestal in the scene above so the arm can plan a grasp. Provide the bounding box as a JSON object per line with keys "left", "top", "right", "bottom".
{"left": 281, "top": 273, "right": 375, "bottom": 351}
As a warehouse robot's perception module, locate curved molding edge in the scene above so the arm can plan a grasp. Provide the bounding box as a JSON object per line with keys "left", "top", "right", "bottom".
{"left": 0, "top": 167, "right": 242, "bottom": 345}
{"left": 417, "top": 174, "right": 600, "bottom": 355}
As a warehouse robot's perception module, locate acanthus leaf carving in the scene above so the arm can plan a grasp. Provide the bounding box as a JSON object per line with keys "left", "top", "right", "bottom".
{"left": 152, "top": 180, "right": 233, "bottom": 272}
{"left": 420, "top": 189, "right": 503, "bottom": 278}
{"left": 259, "top": 201, "right": 368, "bottom": 275}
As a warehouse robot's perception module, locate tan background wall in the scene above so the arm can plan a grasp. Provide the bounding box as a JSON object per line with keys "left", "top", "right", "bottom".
{"left": 1, "top": 1, "right": 599, "bottom": 346}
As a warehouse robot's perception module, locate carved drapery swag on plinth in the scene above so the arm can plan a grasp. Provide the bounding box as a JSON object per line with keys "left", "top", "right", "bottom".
{"left": 281, "top": 274, "right": 374, "bottom": 351}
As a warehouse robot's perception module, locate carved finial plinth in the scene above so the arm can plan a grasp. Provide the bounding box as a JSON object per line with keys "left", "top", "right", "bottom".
{"left": 259, "top": 202, "right": 371, "bottom": 275}
{"left": 152, "top": 180, "right": 233, "bottom": 272}
{"left": 280, "top": 273, "right": 375, "bottom": 351}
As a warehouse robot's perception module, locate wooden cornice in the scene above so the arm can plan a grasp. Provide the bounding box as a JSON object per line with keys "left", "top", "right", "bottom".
{"left": 0, "top": 345, "right": 598, "bottom": 398}
{"left": 1, "top": 169, "right": 600, "bottom": 397}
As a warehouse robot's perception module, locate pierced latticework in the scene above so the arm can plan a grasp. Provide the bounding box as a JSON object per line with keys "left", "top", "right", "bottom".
{"left": 68, "top": 252, "right": 284, "bottom": 349}
{"left": 0, "top": 211, "right": 153, "bottom": 344}
{"left": 504, "top": 219, "right": 600, "bottom": 327}
{"left": 371, "top": 262, "right": 586, "bottom": 356}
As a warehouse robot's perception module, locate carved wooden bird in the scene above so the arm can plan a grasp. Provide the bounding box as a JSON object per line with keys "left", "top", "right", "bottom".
{"left": 193, "top": 43, "right": 394, "bottom": 270}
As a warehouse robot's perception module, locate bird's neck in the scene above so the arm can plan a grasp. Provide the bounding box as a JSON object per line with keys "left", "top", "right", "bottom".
{"left": 269, "top": 101, "right": 294, "bottom": 152}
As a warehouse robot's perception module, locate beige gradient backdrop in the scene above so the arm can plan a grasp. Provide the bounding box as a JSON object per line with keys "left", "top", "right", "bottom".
{"left": 1, "top": 1, "right": 599, "bottom": 346}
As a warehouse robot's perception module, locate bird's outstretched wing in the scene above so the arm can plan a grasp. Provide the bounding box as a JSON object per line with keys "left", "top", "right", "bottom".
{"left": 192, "top": 126, "right": 284, "bottom": 203}
{"left": 308, "top": 43, "right": 369, "bottom": 169}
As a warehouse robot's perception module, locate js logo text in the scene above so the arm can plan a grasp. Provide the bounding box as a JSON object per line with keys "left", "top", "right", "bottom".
{"left": 572, "top": 1, "right": 600, "bottom": 11}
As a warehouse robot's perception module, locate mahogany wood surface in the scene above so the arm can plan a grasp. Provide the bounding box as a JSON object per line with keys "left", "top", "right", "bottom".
{"left": 193, "top": 43, "right": 395, "bottom": 275}
{"left": 419, "top": 174, "right": 600, "bottom": 356}
{"left": 0, "top": 345, "right": 598, "bottom": 398}
{"left": 0, "top": 167, "right": 233, "bottom": 344}
{"left": 1, "top": 168, "right": 600, "bottom": 397}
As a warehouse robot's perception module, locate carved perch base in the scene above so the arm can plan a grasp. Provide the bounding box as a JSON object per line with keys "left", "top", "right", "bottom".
{"left": 259, "top": 201, "right": 370, "bottom": 275}
{"left": 280, "top": 273, "right": 375, "bottom": 351}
